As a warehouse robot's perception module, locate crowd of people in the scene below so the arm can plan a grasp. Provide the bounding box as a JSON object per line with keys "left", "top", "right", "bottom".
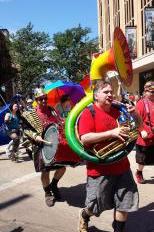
{"left": 2, "top": 79, "right": 154, "bottom": 232}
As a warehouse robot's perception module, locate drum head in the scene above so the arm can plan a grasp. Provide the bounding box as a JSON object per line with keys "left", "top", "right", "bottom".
{"left": 42, "top": 124, "right": 59, "bottom": 165}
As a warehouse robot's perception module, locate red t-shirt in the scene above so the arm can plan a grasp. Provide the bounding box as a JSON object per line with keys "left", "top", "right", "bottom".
{"left": 78, "top": 104, "right": 130, "bottom": 176}
{"left": 136, "top": 98, "right": 154, "bottom": 146}
{"left": 36, "top": 106, "right": 81, "bottom": 163}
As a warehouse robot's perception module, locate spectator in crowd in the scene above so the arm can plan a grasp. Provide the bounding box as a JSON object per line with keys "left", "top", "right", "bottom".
{"left": 26, "top": 98, "right": 33, "bottom": 111}
{"left": 135, "top": 80, "right": 154, "bottom": 184}
{"left": 128, "top": 93, "right": 135, "bottom": 105}
{"left": 4, "top": 102, "right": 21, "bottom": 161}
{"left": 134, "top": 91, "right": 140, "bottom": 105}
{"left": 55, "top": 94, "right": 73, "bottom": 118}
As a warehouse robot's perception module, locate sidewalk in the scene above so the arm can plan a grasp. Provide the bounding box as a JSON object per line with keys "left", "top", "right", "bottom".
{"left": 0, "top": 148, "right": 154, "bottom": 232}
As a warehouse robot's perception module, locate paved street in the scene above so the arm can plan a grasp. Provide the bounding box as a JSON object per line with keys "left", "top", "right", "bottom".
{"left": 0, "top": 145, "right": 154, "bottom": 232}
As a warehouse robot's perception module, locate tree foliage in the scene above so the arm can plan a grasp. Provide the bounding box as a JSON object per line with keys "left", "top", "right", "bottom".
{"left": 10, "top": 22, "right": 51, "bottom": 93}
{"left": 48, "top": 25, "right": 98, "bottom": 82}
{"left": 10, "top": 23, "right": 98, "bottom": 94}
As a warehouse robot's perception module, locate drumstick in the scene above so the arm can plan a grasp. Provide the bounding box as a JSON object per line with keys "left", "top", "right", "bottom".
{"left": 41, "top": 139, "right": 53, "bottom": 145}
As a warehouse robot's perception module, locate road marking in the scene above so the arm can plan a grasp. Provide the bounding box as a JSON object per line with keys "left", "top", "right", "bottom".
{"left": 0, "top": 172, "right": 40, "bottom": 192}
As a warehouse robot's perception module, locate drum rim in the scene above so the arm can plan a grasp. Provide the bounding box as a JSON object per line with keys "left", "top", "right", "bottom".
{"left": 42, "top": 123, "right": 59, "bottom": 165}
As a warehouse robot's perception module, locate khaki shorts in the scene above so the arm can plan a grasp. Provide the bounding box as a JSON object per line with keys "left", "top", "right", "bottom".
{"left": 85, "top": 170, "right": 139, "bottom": 216}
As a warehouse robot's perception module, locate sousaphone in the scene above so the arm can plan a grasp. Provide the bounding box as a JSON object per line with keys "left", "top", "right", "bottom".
{"left": 65, "top": 27, "right": 136, "bottom": 164}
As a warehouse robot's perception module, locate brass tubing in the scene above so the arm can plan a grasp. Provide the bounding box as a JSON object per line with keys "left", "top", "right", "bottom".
{"left": 94, "top": 130, "right": 138, "bottom": 159}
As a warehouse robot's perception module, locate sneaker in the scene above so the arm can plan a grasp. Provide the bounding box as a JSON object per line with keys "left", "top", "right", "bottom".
{"left": 50, "top": 185, "right": 61, "bottom": 200}
{"left": 78, "top": 209, "right": 89, "bottom": 232}
{"left": 135, "top": 172, "right": 145, "bottom": 184}
{"left": 45, "top": 192, "right": 55, "bottom": 207}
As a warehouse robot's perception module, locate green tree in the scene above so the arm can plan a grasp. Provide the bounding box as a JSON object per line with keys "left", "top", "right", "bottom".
{"left": 10, "top": 22, "right": 51, "bottom": 93}
{"left": 48, "top": 25, "right": 98, "bottom": 82}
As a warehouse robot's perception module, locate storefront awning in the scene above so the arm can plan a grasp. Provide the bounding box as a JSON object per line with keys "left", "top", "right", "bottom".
{"left": 132, "top": 52, "right": 154, "bottom": 73}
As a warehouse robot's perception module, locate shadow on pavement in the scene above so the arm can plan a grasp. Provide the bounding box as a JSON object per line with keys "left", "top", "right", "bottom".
{"left": 0, "top": 155, "right": 31, "bottom": 163}
{"left": 145, "top": 177, "right": 154, "bottom": 184}
{"left": 20, "top": 155, "right": 32, "bottom": 162}
{"left": 145, "top": 179, "right": 154, "bottom": 184}
{"left": 60, "top": 183, "right": 86, "bottom": 208}
{"left": 126, "top": 203, "right": 154, "bottom": 232}
{"left": 10, "top": 227, "right": 24, "bottom": 232}
{"left": 0, "top": 194, "right": 32, "bottom": 211}
{"left": 89, "top": 226, "right": 110, "bottom": 232}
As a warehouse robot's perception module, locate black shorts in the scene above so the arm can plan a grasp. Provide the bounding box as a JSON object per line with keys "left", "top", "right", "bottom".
{"left": 136, "top": 144, "right": 154, "bottom": 165}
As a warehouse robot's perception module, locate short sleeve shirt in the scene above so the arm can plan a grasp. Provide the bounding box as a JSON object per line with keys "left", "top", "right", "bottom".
{"left": 78, "top": 104, "right": 130, "bottom": 176}
{"left": 136, "top": 98, "right": 154, "bottom": 146}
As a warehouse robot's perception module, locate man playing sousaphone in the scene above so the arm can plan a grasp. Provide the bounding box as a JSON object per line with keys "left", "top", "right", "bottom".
{"left": 21, "top": 88, "right": 80, "bottom": 207}
{"left": 78, "top": 80, "right": 140, "bottom": 232}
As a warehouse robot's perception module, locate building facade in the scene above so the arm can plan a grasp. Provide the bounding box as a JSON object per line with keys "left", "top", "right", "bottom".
{"left": 97, "top": 0, "right": 154, "bottom": 95}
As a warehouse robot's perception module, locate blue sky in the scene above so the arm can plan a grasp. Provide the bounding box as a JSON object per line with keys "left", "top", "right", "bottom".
{"left": 0, "top": 0, "right": 98, "bottom": 38}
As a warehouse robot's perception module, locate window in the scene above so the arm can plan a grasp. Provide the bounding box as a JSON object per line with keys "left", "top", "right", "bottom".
{"left": 124, "top": 0, "right": 134, "bottom": 26}
{"left": 141, "top": 0, "right": 154, "bottom": 54}
{"left": 113, "top": 0, "right": 120, "bottom": 27}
